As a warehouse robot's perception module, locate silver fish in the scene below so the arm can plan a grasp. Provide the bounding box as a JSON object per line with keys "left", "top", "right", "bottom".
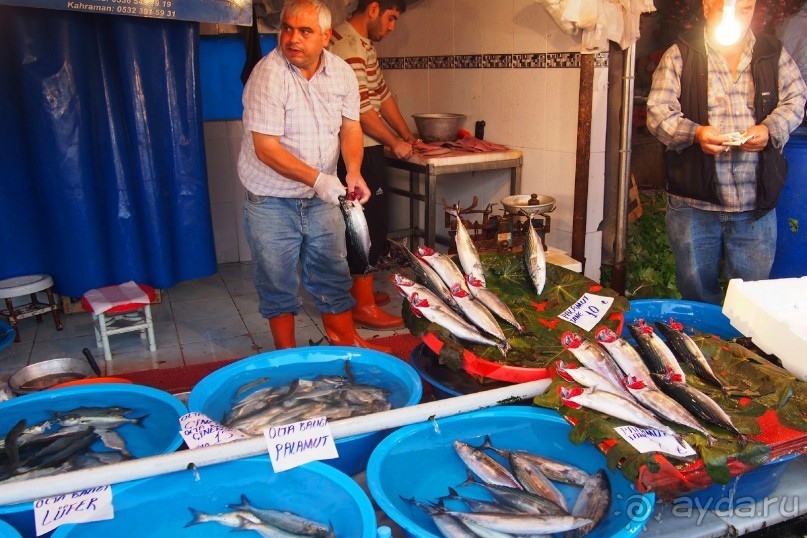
{"left": 228, "top": 494, "right": 330, "bottom": 537}
{"left": 416, "top": 246, "right": 470, "bottom": 294}
{"left": 465, "top": 274, "right": 525, "bottom": 333}
{"left": 595, "top": 326, "right": 657, "bottom": 388}
{"left": 453, "top": 440, "right": 521, "bottom": 488}
{"left": 388, "top": 239, "right": 460, "bottom": 311}
{"left": 628, "top": 320, "right": 687, "bottom": 382}
{"left": 339, "top": 193, "right": 372, "bottom": 274}
{"left": 508, "top": 452, "right": 569, "bottom": 512}
{"left": 655, "top": 320, "right": 730, "bottom": 390}
{"left": 447, "top": 511, "right": 591, "bottom": 535}
{"left": 523, "top": 210, "right": 546, "bottom": 295}
{"left": 463, "top": 476, "right": 568, "bottom": 516}
{"left": 478, "top": 435, "right": 590, "bottom": 487}
{"left": 441, "top": 487, "right": 519, "bottom": 514}
{"left": 184, "top": 508, "right": 261, "bottom": 528}
{"left": 95, "top": 428, "right": 132, "bottom": 457}
{"left": 555, "top": 360, "right": 624, "bottom": 395}
{"left": 561, "top": 332, "right": 628, "bottom": 395}
{"left": 563, "top": 469, "right": 611, "bottom": 538}
{"left": 622, "top": 376, "right": 715, "bottom": 442}
{"left": 58, "top": 414, "right": 149, "bottom": 430}
{"left": 446, "top": 207, "right": 486, "bottom": 286}
{"left": 449, "top": 283, "right": 507, "bottom": 342}
{"left": 559, "top": 386, "right": 676, "bottom": 435}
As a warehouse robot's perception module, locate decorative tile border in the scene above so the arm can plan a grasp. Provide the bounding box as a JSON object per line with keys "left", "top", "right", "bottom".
{"left": 380, "top": 51, "right": 609, "bottom": 70}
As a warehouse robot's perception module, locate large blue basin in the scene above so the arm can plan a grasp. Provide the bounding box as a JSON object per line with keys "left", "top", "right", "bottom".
{"left": 623, "top": 299, "right": 742, "bottom": 339}
{"left": 188, "top": 347, "right": 422, "bottom": 476}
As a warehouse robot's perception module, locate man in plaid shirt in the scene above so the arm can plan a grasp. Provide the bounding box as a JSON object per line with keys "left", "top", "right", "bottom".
{"left": 330, "top": 0, "right": 415, "bottom": 330}
{"left": 647, "top": 0, "right": 806, "bottom": 304}
{"left": 238, "top": 0, "right": 391, "bottom": 353}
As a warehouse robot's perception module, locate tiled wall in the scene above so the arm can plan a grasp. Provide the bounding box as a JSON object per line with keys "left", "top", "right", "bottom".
{"left": 203, "top": 0, "right": 609, "bottom": 281}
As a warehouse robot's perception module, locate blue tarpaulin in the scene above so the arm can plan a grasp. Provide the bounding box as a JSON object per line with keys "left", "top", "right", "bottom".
{"left": 0, "top": 6, "right": 217, "bottom": 298}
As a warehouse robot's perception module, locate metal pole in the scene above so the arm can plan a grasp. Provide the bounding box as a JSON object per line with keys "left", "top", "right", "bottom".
{"left": 611, "top": 44, "right": 637, "bottom": 295}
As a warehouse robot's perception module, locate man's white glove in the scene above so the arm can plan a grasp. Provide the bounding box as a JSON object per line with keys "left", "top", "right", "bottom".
{"left": 313, "top": 172, "right": 346, "bottom": 205}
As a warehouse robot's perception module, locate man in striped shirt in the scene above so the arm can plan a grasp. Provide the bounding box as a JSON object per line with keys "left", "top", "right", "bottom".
{"left": 647, "top": 0, "right": 806, "bottom": 304}
{"left": 330, "top": 0, "right": 416, "bottom": 330}
{"left": 238, "top": 0, "right": 391, "bottom": 352}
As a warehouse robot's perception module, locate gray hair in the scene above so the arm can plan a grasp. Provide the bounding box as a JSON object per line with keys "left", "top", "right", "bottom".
{"left": 281, "top": 0, "right": 333, "bottom": 31}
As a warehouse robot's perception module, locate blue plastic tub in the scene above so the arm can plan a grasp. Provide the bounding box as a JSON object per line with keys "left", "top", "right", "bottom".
{"left": 188, "top": 347, "right": 422, "bottom": 476}
{"left": 0, "top": 520, "right": 20, "bottom": 538}
{"left": 771, "top": 125, "right": 807, "bottom": 278}
{"left": 367, "top": 406, "right": 654, "bottom": 538}
{"left": 623, "top": 299, "right": 742, "bottom": 339}
{"left": 52, "top": 456, "right": 376, "bottom": 537}
{"left": 0, "top": 384, "right": 187, "bottom": 537}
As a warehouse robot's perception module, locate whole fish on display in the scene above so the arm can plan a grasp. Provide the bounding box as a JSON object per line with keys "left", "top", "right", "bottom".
{"left": 446, "top": 511, "right": 591, "bottom": 535}
{"left": 449, "top": 283, "right": 507, "bottom": 343}
{"left": 388, "top": 239, "right": 460, "bottom": 311}
{"left": 478, "top": 435, "right": 590, "bottom": 486}
{"left": 622, "top": 376, "right": 716, "bottom": 443}
{"left": 654, "top": 370, "right": 746, "bottom": 439}
{"left": 446, "top": 207, "right": 486, "bottom": 286}
{"left": 561, "top": 332, "right": 627, "bottom": 395}
{"left": 522, "top": 210, "right": 546, "bottom": 295}
{"left": 654, "top": 320, "right": 733, "bottom": 391}
{"left": 338, "top": 192, "right": 372, "bottom": 275}
{"left": 439, "top": 488, "right": 519, "bottom": 514}
{"left": 555, "top": 360, "right": 625, "bottom": 396}
{"left": 187, "top": 496, "right": 332, "bottom": 537}
{"left": 392, "top": 274, "right": 508, "bottom": 355}
{"left": 465, "top": 274, "right": 525, "bottom": 333}
{"left": 416, "top": 246, "right": 471, "bottom": 295}
{"left": 508, "top": 451, "right": 569, "bottom": 511}
{"left": 563, "top": 469, "right": 611, "bottom": 538}
{"left": 559, "top": 385, "right": 677, "bottom": 435}
{"left": 595, "top": 326, "right": 657, "bottom": 388}
{"left": 628, "top": 320, "right": 687, "bottom": 382}
{"left": 453, "top": 440, "right": 522, "bottom": 488}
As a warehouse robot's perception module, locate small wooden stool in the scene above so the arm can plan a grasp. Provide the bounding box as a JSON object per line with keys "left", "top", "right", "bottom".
{"left": 81, "top": 283, "right": 157, "bottom": 362}
{"left": 0, "top": 274, "right": 63, "bottom": 343}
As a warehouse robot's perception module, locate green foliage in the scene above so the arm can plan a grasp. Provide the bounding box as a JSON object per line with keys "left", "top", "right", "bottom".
{"left": 603, "top": 191, "right": 681, "bottom": 299}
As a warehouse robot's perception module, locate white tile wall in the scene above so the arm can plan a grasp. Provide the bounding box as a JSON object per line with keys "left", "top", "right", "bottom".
{"left": 201, "top": 1, "right": 609, "bottom": 273}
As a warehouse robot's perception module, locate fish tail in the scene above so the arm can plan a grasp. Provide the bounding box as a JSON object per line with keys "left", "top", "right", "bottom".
{"left": 457, "top": 469, "right": 477, "bottom": 488}
{"left": 477, "top": 434, "right": 494, "bottom": 451}
{"left": 226, "top": 493, "right": 250, "bottom": 511}
{"left": 184, "top": 507, "right": 207, "bottom": 527}
{"left": 496, "top": 339, "right": 511, "bottom": 357}
{"left": 133, "top": 414, "right": 150, "bottom": 428}
{"left": 363, "top": 264, "right": 376, "bottom": 277}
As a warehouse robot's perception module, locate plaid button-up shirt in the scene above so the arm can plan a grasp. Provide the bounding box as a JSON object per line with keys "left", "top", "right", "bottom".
{"left": 647, "top": 30, "right": 806, "bottom": 211}
{"left": 238, "top": 46, "right": 360, "bottom": 197}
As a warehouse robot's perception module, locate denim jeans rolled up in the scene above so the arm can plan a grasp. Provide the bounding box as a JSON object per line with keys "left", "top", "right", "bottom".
{"left": 665, "top": 196, "right": 777, "bottom": 305}
{"left": 244, "top": 192, "right": 355, "bottom": 319}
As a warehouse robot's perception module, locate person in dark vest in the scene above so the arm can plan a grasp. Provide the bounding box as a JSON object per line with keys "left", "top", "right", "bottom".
{"left": 647, "top": 0, "right": 806, "bottom": 305}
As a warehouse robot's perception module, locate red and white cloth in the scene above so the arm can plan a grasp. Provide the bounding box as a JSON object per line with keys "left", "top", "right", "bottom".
{"left": 82, "top": 281, "right": 150, "bottom": 314}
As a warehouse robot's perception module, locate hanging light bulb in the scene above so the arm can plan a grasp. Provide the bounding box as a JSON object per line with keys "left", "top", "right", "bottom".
{"left": 715, "top": 0, "right": 742, "bottom": 46}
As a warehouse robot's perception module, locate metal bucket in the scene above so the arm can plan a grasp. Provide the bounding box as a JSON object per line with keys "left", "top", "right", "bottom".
{"left": 7, "top": 348, "right": 102, "bottom": 395}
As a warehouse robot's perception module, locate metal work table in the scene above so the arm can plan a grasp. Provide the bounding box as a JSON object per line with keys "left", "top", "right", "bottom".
{"left": 385, "top": 148, "right": 523, "bottom": 248}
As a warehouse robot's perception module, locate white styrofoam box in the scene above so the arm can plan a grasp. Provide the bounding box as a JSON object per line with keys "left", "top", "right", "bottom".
{"left": 723, "top": 277, "right": 807, "bottom": 381}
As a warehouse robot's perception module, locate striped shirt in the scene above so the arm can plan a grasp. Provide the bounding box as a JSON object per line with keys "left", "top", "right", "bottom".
{"left": 647, "top": 30, "right": 806, "bottom": 211}
{"left": 238, "top": 46, "right": 360, "bottom": 197}
{"left": 329, "top": 21, "right": 391, "bottom": 147}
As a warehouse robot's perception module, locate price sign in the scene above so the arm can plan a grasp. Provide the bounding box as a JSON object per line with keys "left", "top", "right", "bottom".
{"left": 179, "top": 412, "right": 247, "bottom": 449}
{"left": 264, "top": 416, "right": 338, "bottom": 473}
{"left": 558, "top": 293, "right": 614, "bottom": 332}
{"left": 34, "top": 486, "right": 114, "bottom": 536}
{"left": 615, "top": 425, "right": 697, "bottom": 457}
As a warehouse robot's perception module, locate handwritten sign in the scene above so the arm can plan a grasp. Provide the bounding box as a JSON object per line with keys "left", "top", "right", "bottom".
{"left": 179, "top": 412, "right": 247, "bottom": 449}
{"left": 614, "top": 425, "right": 697, "bottom": 457}
{"left": 263, "top": 416, "right": 338, "bottom": 473}
{"left": 558, "top": 293, "right": 614, "bottom": 332}
{"left": 34, "top": 486, "right": 114, "bottom": 536}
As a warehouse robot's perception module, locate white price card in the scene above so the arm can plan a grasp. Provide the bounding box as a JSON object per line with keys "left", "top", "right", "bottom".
{"left": 558, "top": 293, "right": 614, "bottom": 332}
{"left": 34, "top": 486, "right": 114, "bottom": 536}
{"left": 614, "top": 425, "right": 697, "bottom": 457}
{"left": 179, "top": 412, "right": 247, "bottom": 449}
{"left": 264, "top": 416, "right": 339, "bottom": 473}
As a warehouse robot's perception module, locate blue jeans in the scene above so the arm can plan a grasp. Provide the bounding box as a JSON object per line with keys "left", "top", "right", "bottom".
{"left": 665, "top": 196, "right": 777, "bottom": 305}
{"left": 243, "top": 192, "right": 354, "bottom": 319}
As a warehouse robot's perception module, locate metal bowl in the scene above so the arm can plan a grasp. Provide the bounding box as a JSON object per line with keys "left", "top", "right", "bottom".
{"left": 8, "top": 348, "right": 102, "bottom": 395}
{"left": 412, "top": 113, "right": 466, "bottom": 143}
{"left": 501, "top": 193, "right": 557, "bottom": 216}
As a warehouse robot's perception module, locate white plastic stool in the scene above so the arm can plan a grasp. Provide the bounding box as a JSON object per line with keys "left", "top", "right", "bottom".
{"left": 81, "top": 283, "right": 157, "bottom": 362}
{"left": 0, "top": 274, "right": 63, "bottom": 343}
